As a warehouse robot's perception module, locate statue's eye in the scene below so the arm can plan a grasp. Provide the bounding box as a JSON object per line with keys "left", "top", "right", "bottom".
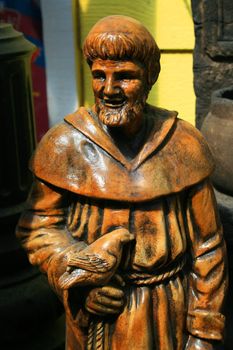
{"left": 92, "top": 71, "right": 105, "bottom": 81}
{"left": 116, "top": 71, "right": 136, "bottom": 81}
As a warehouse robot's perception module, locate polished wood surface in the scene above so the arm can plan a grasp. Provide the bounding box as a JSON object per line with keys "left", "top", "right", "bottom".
{"left": 17, "top": 16, "right": 227, "bottom": 350}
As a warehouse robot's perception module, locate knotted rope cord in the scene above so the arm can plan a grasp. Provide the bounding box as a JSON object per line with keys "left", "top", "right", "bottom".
{"left": 87, "top": 319, "right": 105, "bottom": 350}
{"left": 87, "top": 320, "right": 94, "bottom": 350}
{"left": 87, "top": 257, "right": 186, "bottom": 348}
{"left": 96, "top": 320, "right": 104, "bottom": 350}
{"left": 123, "top": 257, "right": 186, "bottom": 285}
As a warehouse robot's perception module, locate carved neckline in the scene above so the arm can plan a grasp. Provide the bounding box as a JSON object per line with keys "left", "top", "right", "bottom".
{"left": 65, "top": 105, "right": 177, "bottom": 171}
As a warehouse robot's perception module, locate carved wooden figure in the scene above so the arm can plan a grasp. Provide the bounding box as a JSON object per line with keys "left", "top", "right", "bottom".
{"left": 16, "top": 16, "right": 228, "bottom": 350}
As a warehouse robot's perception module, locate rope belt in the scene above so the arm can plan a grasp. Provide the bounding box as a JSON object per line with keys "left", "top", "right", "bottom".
{"left": 87, "top": 257, "right": 186, "bottom": 349}
{"left": 123, "top": 257, "right": 186, "bottom": 286}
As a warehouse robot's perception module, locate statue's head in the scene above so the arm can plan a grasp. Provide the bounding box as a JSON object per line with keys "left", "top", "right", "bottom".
{"left": 83, "top": 16, "right": 160, "bottom": 130}
{"left": 84, "top": 15, "right": 160, "bottom": 90}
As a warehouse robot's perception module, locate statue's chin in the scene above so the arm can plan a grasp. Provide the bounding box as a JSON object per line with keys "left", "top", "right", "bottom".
{"left": 97, "top": 103, "right": 144, "bottom": 128}
{"left": 99, "top": 111, "right": 131, "bottom": 127}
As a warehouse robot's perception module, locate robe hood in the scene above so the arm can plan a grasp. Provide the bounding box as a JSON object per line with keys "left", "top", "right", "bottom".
{"left": 31, "top": 105, "right": 214, "bottom": 202}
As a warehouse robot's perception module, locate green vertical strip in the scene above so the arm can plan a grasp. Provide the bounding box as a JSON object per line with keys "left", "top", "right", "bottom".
{"left": 72, "top": 0, "right": 85, "bottom": 107}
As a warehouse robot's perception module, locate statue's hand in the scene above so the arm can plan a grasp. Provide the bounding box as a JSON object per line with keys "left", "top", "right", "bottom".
{"left": 185, "top": 336, "right": 218, "bottom": 350}
{"left": 85, "top": 284, "right": 124, "bottom": 316}
{"left": 58, "top": 228, "right": 134, "bottom": 290}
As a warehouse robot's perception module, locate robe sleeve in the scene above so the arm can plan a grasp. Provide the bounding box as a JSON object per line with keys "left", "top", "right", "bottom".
{"left": 16, "top": 177, "right": 87, "bottom": 299}
{"left": 186, "top": 179, "right": 228, "bottom": 341}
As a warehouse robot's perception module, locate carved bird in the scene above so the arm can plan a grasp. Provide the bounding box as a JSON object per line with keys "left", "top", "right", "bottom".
{"left": 58, "top": 228, "right": 134, "bottom": 290}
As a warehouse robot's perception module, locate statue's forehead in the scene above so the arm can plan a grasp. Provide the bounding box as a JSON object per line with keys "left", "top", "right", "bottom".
{"left": 91, "top": 59, "right": 144, "bottom": 71}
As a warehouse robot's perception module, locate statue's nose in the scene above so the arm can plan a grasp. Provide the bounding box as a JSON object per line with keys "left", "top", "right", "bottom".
{"left": 104, "top": 77, "right": 120, "bottom": 96}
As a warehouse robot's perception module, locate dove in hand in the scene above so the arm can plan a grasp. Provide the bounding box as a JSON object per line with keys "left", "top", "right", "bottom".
{"left": 58, "top": 228, "right": 134, "bottom": 290}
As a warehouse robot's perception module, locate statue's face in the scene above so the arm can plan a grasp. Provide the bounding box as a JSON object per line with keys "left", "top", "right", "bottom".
{"left": 91, "top": 59, "right": 147, "bottom": 127}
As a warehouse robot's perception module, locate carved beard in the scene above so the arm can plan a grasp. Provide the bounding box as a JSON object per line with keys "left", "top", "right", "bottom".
{"left": 97, "top": 100, "right": 146, "bottom": 127}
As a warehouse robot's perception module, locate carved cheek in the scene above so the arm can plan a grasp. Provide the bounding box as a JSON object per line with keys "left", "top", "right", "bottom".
{"left": 92, "top": 81, "right": 103, "bottom": 97}
{"left": 124, "top": 81, "right": 144, "bottom": 99}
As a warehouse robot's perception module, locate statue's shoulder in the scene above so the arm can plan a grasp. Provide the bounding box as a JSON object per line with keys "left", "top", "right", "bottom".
{"left": 147, "top": 104, "right": 213, "bottom": 161}
{"left": 30, "top": 108, "right": 86, "bottom": 176}
{"left": 37, "top": 121, "right": 73, "bottom": 149}
{"left": 148, "top": 104, "right": 214, "bottom": 183}
{"left": 147, "top": 104, "right": 178, "bottom": 121}
{"left": 34, "top": 106, "right": 89, "bottom": 152}
{"left": 146, "top": 104, "right": 213, "bottom": 167}
{"left": 171, "top": 117, "right": 215, "bottom": 177}
{"left": 175, "top": 117, "right": 212, "bottom": 156}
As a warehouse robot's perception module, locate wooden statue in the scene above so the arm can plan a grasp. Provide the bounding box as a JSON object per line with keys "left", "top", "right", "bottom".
{"left": 16, "top": 16, "right": 228, "bottom": 350}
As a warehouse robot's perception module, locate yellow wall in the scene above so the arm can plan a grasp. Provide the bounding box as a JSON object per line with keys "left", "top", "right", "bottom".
{"left": 73, "top": 0, "right": 195, "bottom": 124}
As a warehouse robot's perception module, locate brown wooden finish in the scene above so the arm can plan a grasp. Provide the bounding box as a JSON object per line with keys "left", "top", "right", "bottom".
{"left": 16, "top": 16, "right": 227, "bottom": 350}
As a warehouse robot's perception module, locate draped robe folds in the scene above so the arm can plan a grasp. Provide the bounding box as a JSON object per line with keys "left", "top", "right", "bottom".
{"left": 16, "top": 105, "right": 228, "bottom": 350}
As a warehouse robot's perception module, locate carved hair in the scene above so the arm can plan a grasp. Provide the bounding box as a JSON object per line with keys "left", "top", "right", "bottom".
{"left": 83, "top": 16, "right": 161, "bottom": 90}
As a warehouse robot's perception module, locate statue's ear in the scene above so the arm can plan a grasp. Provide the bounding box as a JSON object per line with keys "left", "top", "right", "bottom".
{"left": 148, "top": 61, "right": 160, "bottom": 89}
